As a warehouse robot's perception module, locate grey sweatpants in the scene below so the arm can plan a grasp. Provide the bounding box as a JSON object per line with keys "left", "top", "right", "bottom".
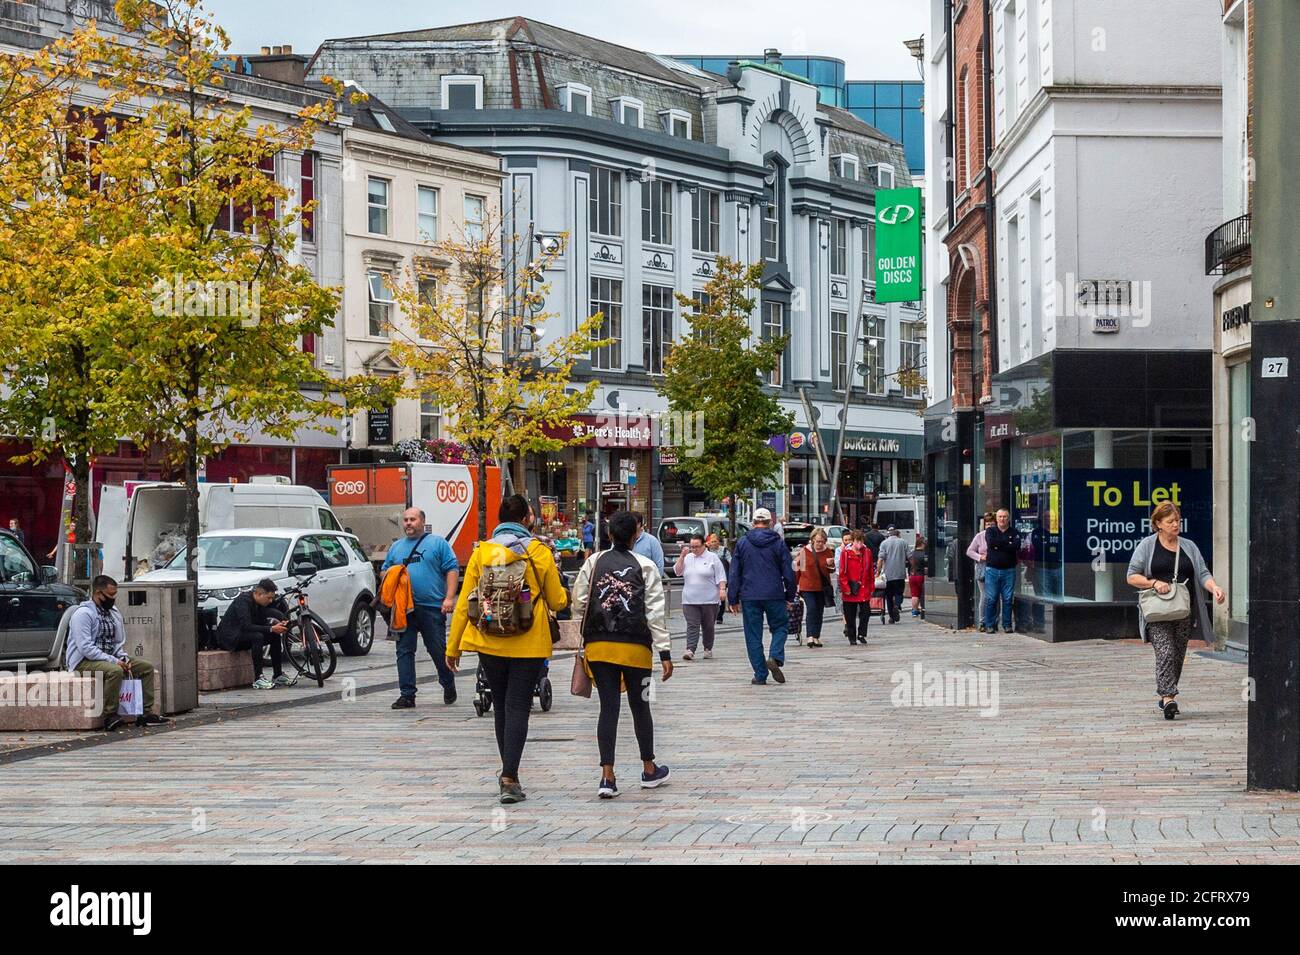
{"left": 683, "top": 603, "right": 717, "bottom": 652}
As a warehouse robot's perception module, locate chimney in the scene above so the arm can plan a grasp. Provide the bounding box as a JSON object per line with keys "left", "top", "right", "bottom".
{"left": 283, "top": 44, "right": 292, "bottom": 54}
{"left": 272, "top": 45, "right": 283, "bottom": 55}
{"left": 763, "top": 48, "right": 782, "bottom": 66}
{"left": 260, "top": 45, "right": 271, "bottom": 55}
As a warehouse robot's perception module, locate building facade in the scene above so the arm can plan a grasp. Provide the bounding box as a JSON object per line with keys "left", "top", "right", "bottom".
{"left": 930, "top": 0, "right": 1223, "bottom": 641}
{"left": 334, "top": 95, "right": 505, "bottom": 458}
{"left": 309, "top": 17, "right": 924, "bottom": 531}
{"left": 1208, "top": 0, "right": 1253, "bottom": 652}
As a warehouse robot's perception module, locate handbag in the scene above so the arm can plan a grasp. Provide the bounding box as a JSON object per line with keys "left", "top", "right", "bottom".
{"left": 117, "top": 677, "right": 144, "bottom": 717}
{"left": 1138, "top": 544, "right": 1191, "bottom": 623}
{"left": 570, "top": 651, "right": 592, "bottom": 698}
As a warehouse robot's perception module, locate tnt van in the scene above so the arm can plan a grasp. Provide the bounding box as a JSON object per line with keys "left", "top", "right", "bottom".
{"left": 327, "top": 462, "right": 502, "bottom": 567}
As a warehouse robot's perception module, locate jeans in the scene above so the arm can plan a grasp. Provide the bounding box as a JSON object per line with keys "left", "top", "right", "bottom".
{"left": 395, "top": 606, "right": 455, "bottom": 699}
{"left": 741, "top": 599, "right": 789, "bottom": 682}
{"left": 800, "top": 590, "right": 827, "bottom": 639}
{"left": 682, "top": 603, "right": 716, "bottom": 652}
{"left": 982, "top": 567, "right": 1016, "bottom": 631}
{"left": 476, "top": 653, "right": 546, "bottom": 779}
{"left": 590, "top": 660, "right": 655, "bottom": 767}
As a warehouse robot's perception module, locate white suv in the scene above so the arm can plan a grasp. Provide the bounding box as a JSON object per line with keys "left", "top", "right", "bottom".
{"left": 136, "top": 528, "right": 378, "bottom": 656}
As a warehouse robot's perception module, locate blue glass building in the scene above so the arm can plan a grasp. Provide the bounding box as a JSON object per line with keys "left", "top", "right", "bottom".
{"left": 670, "top": 54, "right": 923, "bottom": 175}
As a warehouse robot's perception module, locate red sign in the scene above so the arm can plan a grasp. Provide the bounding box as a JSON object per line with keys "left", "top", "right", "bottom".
{"left": 543, "top": 414, "right": 655, "bottom": 449}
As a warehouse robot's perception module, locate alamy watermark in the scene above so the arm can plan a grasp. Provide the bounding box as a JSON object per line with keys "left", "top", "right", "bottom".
{"left": 890, "top": 663, "right": 1000, "bottom": 717}
{"left": 151, "top": 273, "right": 261, "bottom": 326}
{"left": 0, "top": 665, "right": 103, "bottom": 717}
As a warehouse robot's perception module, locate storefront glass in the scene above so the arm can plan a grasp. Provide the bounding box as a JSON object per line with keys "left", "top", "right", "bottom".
{"left": 1015, "top": 429, "right": 1212, "bottom": 604}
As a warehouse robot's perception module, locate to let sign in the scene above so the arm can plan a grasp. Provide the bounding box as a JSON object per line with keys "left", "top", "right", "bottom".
{"left": 874, "top": 186, "right": 923, "bottom": 303}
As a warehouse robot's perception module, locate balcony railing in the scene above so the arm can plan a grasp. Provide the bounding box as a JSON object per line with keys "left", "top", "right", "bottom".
{"left": 1205, "top": 213, "right": 1251, "bottom": 275}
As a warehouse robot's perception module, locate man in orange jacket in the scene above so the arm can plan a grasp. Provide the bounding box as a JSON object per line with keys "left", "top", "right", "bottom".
{"left": 381, "top": 507, "right": 460, "bottom": 709}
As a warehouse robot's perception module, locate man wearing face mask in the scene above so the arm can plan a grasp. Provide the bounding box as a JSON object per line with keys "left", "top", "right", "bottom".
{"left": 66, "top": 575, "right": 169, "bottom": 731}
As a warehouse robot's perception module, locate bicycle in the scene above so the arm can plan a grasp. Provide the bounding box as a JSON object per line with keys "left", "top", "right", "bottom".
{"left": 276, "top": 562, "right": 337, "bottom": 687}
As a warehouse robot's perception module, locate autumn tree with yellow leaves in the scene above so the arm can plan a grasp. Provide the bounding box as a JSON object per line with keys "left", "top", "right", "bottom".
{"left": 387, "top": 214, "right": 610, "bottom": 538}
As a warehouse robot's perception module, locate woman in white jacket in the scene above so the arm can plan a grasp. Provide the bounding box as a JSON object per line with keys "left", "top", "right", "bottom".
{"left": 570, "top": 510, "right": 674, "bottom": 799}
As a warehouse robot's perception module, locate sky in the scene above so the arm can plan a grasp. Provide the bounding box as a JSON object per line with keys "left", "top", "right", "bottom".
{"left": 206, "top": 0, "right": 929, "bottom": 81}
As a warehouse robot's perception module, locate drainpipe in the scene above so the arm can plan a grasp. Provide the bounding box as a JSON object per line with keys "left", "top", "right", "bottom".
{"left": 982, "top": 0, "right": 998, "bottom": 390}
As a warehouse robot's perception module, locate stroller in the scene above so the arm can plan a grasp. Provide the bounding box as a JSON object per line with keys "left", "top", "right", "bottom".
{"left": 473, "top": 658, "right": 553, "bottom": 717}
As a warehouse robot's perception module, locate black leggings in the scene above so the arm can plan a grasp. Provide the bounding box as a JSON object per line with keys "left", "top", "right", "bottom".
{"left": 231, "top": 630, "right": 284, "bottom": 677}
{"left": 590, "top": 660, "right": 655, "bottom": 768}
{"left": 842, "top": 602, "right": 869, "bottom": 643}
{"left": 477, "top": 653, "right": 546, "bottom": 780}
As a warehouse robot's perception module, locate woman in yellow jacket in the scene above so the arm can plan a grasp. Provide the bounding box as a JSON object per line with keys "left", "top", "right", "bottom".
{"left": 448, "top": 495, "right": 568, "bottom": 805}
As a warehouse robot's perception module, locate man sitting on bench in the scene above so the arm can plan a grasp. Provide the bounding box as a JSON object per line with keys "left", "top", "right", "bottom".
{"left": 66, "top": 575, "right": 170, "bottom": 731}
{"left": 216, "top": 579, "right": 294, "bottom": 690}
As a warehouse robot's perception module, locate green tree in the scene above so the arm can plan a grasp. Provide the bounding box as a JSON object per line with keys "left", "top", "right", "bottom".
{"left": 0, "top": 24, "right": 142, "bottom": 571}
{"left": 94, "top": 0, "right": 395, "bottom": 586}
{"left": 658, "top": 257, "right": 794, "bottom": 544}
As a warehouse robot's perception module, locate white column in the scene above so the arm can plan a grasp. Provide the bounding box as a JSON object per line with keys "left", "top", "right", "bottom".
{"left": 1094, "top": 429, "right": 1113, "bottom": 601}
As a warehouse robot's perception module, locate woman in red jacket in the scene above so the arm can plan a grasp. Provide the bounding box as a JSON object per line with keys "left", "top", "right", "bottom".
{"left": 838, "top": 530, "right": 874, "bottom": 646}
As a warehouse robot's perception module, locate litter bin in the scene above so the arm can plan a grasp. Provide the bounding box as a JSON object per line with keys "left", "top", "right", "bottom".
{"left": 120, "top": 579, "right": 198, "bottom": 715}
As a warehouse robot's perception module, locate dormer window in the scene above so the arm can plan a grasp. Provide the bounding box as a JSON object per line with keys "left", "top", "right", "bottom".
{"left": 561, "top": 82, "right": 592, "bottom": 115}
{"left": 440, "top": 74, "right": 483, "bottom": 110}
{"left": 611, "top": 96, "right": 643, "bottom": 128}
{"left": 835, "top": 154, "right": 859, "bottom": 180}
{"left": 660, "top": 108, "right": 692, "bottom": 139}
{"left": 871, "top": 163, "right": 896, "bottom": 189}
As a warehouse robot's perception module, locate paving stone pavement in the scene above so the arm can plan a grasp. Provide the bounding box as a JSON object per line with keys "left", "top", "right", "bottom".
{"left": 1, "top": 612, "right": 1297, "bottom": 863}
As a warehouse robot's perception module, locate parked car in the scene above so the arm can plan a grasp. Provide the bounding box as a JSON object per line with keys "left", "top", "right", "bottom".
{"left": 821, "top": 524, "right": 850, "bottom": 549}
{"left": 656, "top": 515, "right": 751, "bottom": 577}
{"left": 135, "top": 528, "right": 378, "bottom": 656}
{"left": 0, "top": 529, "right": 81, "bottom": 669}
{"left": 98, "top": 478, "right": 346, "bottom": 582}
{"left": 780, "top": 521, "right": 816, "bottom": 551}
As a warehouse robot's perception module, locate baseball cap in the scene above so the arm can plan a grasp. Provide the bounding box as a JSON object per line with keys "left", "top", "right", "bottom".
{"left": 753, "top": 508, "right": 773, "bottom": 522}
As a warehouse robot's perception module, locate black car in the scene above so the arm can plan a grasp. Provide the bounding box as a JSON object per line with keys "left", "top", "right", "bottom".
{"left": 0, "top": 530, "right": 82, "bottom": 668}
{"left": 781, "top": 522, "right": 816, "bottom": 551}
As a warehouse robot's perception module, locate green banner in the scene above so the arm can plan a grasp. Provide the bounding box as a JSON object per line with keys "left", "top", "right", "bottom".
{"left": 874, "top": 186, "right": 922, "bottom": 303}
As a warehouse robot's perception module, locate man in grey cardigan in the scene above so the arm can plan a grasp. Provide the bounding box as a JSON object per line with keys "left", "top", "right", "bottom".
{"left": 66, "top": 575, "right": 169, "bottom": 731}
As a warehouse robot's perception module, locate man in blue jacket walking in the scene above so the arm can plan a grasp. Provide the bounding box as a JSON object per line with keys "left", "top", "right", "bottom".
{"left": 727, "top": 508, "right": 797, "bottom": 685}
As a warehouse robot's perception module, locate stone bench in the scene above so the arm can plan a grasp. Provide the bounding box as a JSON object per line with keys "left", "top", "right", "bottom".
{"left": 197, "top": 650, "right": 254, "bottom": 692}
{"left": 0, "top": 670, "right": 162, "bottom": 731}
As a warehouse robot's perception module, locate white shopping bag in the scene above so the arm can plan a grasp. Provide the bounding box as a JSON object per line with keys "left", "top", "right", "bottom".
{"left": 117, "top": 677, "right": 144, "bottom": 717}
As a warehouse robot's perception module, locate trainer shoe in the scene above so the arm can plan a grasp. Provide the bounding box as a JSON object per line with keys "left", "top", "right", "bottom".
{"left": 641, "top": 765, "right": 670, "bottom": 788}
{"left": 136, "top": 713, "right": 170, "bottom": 726}
{"left": 252, "top": 676, "right": 275, "bottom": 690}
{"left": 272, "top": 673, "right": 298, "bottom": 687}
{"left": 682, "top": 649, "right": 694, "bottom": 661}
{"left": 703, "top": 649, "right": 713, "bottom": 659}
{"left": 103, "top": 715, "right": 125, "bottom": 732}
{"left": 391, "top": 695, "right": 415, "bottom": 710}
{"left": 444, "top": 686, "right": 457, "bottom": 705}
{"left": 766, "top": 657, "right": 786, "bottom": 684}
{"left": 750, "top": 678, "right": 767, "bottom": 685}
{"left": 499, "top": 779, "right": 527, "bottom": 804}
{"left": 598, "top": 776, "right": 620, "bottom": 799}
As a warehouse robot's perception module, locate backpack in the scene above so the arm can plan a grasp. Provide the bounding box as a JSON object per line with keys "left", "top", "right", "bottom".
{"left": 581, "top": 550, "right": 651, "bottom": 641}
{"left": 466, "top": 541, "right": 537, "bottom": 636}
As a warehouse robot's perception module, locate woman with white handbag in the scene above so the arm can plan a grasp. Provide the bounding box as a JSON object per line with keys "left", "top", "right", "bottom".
{"left": 1126, "top": 502, "right": 1225, "bottom": 720}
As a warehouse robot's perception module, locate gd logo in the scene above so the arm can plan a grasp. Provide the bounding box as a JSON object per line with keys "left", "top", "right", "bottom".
{"left": 334, "top": 480, "right": 366, "bottom": 496}
{"left": 436, "top": 480, "right": 469, "bottom": 503}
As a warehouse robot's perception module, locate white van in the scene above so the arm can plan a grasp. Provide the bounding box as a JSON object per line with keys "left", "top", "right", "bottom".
{"left": 98, "top": 477, "right": 345, "bottom": 581}
{"left": 873, "top": 494, "right": 926, "bottom": 551}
